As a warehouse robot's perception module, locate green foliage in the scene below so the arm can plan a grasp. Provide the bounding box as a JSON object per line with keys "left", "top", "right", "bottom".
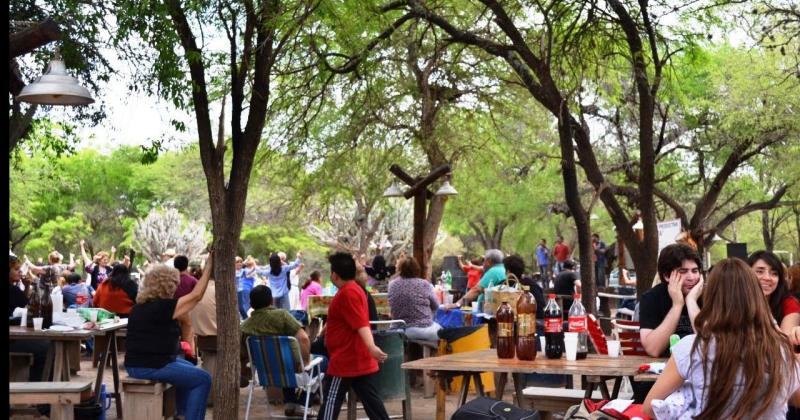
{"left": 24, "top": 213, "right": 92, "bottom": 257}
{"left": 239, "top": 225, "right": 326, "bottom": 261}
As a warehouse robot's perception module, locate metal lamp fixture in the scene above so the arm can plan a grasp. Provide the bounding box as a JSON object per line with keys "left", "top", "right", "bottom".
{"left": 632, "top": 218, "right": 644, "bottom": 230}
{"left": 435, "top": 175, "right": 458, "bottom": 196}
{"left": 382, "top": 182, "right": 404, "bottom": 198}
{"left": 16, "top": 49, "right": 95, "bottom": 106}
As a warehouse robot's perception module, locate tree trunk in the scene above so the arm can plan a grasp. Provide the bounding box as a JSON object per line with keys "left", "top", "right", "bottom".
{"left": 422, "top": 194, "right": 446, "bottom": 280}
{"left": 762, "top": 209, "right": 775, "bottom": 252}
{"left": 557, "top": 103, "right": 596, "bottom": 313}
{"left": 210, "top": 230, "right": 241, "bottom": 416}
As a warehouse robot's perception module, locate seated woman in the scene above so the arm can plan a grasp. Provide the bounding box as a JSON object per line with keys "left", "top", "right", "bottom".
{"left": 748, "top": 250, "right": 800, "bottom": 345}
{"left": 300, "top": 270, "right": 323, "bottom": 311}
{"left": 387, "top": 256, "right": 441, "bottom": 347}
{"left": 644, "top": 258, "right": 800, "bottom": 419}
{"left": 125, "top": 254, "right": 213, "bottom": 420}
{"left": 93, "top": 263, "right": 138, "bottom": 317}
{"left": 9, "top": 254, "right": 51, "bottom": 382}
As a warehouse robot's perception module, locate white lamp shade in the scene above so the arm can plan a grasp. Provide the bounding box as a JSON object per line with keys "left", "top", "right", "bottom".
{"left": 435, "top": 180, "right": 458, "bottom": 196}
{"left": 632, "top": 219, "right": 644, "bottom": 230}
{"left": 382, "top": 182, "right": 404, "bottom": 197}
{"left": 16, "top": 58, "right": 94, "bottom": 106}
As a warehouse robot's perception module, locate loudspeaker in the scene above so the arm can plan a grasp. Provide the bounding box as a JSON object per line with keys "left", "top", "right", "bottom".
{"left": 727, "top": 243, "right": 748, "bottom": 261}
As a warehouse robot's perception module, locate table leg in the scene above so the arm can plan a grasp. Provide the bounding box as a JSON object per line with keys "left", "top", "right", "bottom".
{"left": 95, "top": 332, "right": 113, "bottom": 399}
{"left": 458, "top": 374, "right": 471, "bottom": 407}
{"left": 53, "top": 342, "right": 67, "bottom": 381}
{"left": 494, "top": 372, "right": 508, "bottom": 400}
{"left": 436, "top": 374, "right": 447, "bottom": 420}
{"left": 511, "top": 373, "right": 525, "bottom": 407}
{"left": 109, "top": 331, "right": 122, "bottom": 419}
{"left": 473, "top": 373, "right": 484, "bottom": 397}
{"left": 599, "top": 380, "right": 611, "bottom": 400}
{"left": 611, "top": 377, "right": 622, "bottom": 398}
{"left": 583, "top": 380, "right": 596, "bottom": 399}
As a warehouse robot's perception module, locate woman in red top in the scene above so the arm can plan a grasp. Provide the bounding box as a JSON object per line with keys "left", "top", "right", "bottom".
{"left": 458, "top": 255, "right": 484, "bottom": 290}
{"left": 748, "top": 250, "right": 800, "bottom": 344}
{"left": 93, "top": 263, "right": 138, "bottom": 317}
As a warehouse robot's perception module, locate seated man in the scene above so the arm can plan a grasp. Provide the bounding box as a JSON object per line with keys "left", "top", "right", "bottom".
{"left": 443, "top": 249, "right": 506, "bottom": 312}
{"left": 240, "top": 285, "right": 315, "bottom": 417}
{"left": 634, "top": 243, "right": 703, "bottom": 401}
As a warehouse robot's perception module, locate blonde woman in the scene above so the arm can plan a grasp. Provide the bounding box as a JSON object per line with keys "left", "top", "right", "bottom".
{"left": 125, "top": 252, "right": 213, "bottom": 420}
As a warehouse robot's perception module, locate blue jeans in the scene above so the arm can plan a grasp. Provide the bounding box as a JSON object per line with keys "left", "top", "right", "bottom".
{"left": 126, "top": 358, "right": 211, "bottom": 420}
{"left": 274, "top": 294, "right": 290, "bottom": 310}
{"left": 238, "top": 290, "right": 251, "bottom": 319}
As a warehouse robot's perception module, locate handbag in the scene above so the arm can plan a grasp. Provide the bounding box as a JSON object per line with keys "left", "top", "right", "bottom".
{"left": 483, "top": 274, "right": 523, "bottom": 315}
{"left": 451, "top": 396, "right": 540, "bottom": 420}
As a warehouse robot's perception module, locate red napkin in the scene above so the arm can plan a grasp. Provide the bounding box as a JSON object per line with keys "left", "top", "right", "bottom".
{"left": 583, "top": 399, "right": 653, "bottom": 420}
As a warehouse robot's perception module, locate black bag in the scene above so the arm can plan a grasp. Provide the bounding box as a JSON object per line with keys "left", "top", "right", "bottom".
{"left": 451, "top": 396, "right": 540, "bottom": 420}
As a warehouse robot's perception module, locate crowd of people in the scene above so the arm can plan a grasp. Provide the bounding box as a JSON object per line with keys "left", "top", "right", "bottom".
{"left": 9, "top": 237, "right": 800, "bottom": 419}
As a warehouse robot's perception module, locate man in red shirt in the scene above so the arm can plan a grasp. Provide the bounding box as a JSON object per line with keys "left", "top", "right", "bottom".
{"left": 317, "top": 252, "right": 389, "bottom": 420}
{"left": 553, "top": 235, "right": 571, "bottom": 275}
{"left": 458, "top": 255, "right": 484, "bottom": 292}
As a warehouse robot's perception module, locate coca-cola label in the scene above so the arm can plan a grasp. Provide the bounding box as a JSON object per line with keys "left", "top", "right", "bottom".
{"left": 517, "top": 314, "right": 535, "bottom": 336}
{"left": 569, "top": 315, "right": 587, "bottom": 332}
{"left": 544, "top": 317, "right": 562, "bottom": 333}
{"left": 497, "top": 322, "right": 513, "bottom": 337}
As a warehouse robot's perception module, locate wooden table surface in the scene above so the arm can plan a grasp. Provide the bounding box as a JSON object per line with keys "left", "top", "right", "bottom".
{"left": 9, "top": 318, "right": 128, "bottom": 339}
{"left": 402, "top": 348, "right": 653, "bottom": 376}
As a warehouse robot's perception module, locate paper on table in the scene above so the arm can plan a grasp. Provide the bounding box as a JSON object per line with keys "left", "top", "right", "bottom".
{"left": 603, "top": 399, "right": 634, "bottom": 413}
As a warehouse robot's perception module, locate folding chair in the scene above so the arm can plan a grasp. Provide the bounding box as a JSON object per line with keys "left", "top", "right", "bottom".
{"left": 611, "top": 319, "right": 648, "bottom": 356}
{"left": 245, "top": 335, "right": 324, "bottom": 420}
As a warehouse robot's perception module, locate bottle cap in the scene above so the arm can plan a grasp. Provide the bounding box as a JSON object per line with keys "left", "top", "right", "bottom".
{"left": 548, "top": 293, "right": 556, "bottom": 299}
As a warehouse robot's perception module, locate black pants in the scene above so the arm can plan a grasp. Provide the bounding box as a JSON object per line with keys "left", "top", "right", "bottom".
{"left": 317, "top": 373, "right": 389, "bottom": 420}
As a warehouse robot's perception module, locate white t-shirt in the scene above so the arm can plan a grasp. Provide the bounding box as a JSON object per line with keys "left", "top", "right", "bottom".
{"left": 653, "top": 334, "right": 799, "bottom": 419}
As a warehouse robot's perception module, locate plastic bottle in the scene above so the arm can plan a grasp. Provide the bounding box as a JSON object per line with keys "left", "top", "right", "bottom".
{"left": 568, "top": 293, "right": 589, "bottom": 360}
{"left": 516, "top": 285, "right": 537, "bottom": 360}
{"left": 445, "top": 270, "right": 453, "bottom": 291}
{"left": 544, "top": 294, "right": 564, "bottom": 359}
{"left": 495, "top": 301, "right": 515, "bottom": 359}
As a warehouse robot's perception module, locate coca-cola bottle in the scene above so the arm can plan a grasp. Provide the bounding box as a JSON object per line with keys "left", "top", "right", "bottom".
{"left": 496, "top": 301, "right": 515, "bottom": 359}
{"left": 26, "top": 283, "right": 42, "bottom": 328}
{"left": 40, "top": 283, "right": 54, "bottom": 329}
{"left": 516, "top": 285, "right": 537, "bottom": 361}
{"left": 568, "top": 293, "right": 589, "bottom": 360}
{"left": 544, "top": 294, "right": 564, "bottom": 359}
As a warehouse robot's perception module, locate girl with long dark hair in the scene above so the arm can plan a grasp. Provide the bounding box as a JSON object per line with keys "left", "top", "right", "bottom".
{"left": 749, "top": 250, "right": 800, "bottom": 345}
{"left": 93, "top": 263, "right": 138, "bottom": 316}
{"left": 644, "top": 258, "right": 800, "bottom": 419}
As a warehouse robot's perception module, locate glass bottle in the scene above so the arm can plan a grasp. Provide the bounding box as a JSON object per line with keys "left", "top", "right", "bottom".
{"left": 496, "top": 301, "right": 515, "bottom": 359}
{"left": 40, "top": 283, "right": 53, "bottom": 329}
{"left": 516, "top": 285, "right": 537, "bottom": 360}
{"left": 27, "top": 283, "right": 42, "bottom": 328}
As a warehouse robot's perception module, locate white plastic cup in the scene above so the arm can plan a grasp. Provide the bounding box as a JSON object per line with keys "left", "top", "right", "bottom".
{"left": 445, "top": 293, "right": 454, "bottom": 305}
{"left": 607, "top": 340, "right": 621, "bottom": 358}
{"left": 89, "top": 310, "right": 98, "bottom": 322}
{"left": 564, "top": 332, "right": 578, "bottom": 341}
{"left": 20, "top": 308, "right": 28, "bottom": 328}
{"left": 471, "top": 302, "right": 479, "bottom": 313}
{"left": 33, "top": 317, "right": 44, "bottom": 331}
{"left": 539, "top": 335, "right": 546, "bottom": 352}
{"left": 564, "top": 337, "right": 578, "bottom": 361}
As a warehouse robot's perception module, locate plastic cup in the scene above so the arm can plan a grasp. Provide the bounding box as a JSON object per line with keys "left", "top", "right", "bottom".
{"left": 89, "top": 310, "right": 98, "bottom": 322}
{"left": 607, "top": 340, "right": 621, "bottom": 358}
{"left": 564, "top": 337, "right": 578, "bottom": 361}
{"left": 471, "top": 302, "right": 479, "bottom": 313}
{"left": 33, "top": 317, "right": 44, "bottom": 331}
{"left": 539, "top": 335, "right": 546, "bottom": 352}
{"left": 564, "top": 332, "right": 578, "bottom": 341}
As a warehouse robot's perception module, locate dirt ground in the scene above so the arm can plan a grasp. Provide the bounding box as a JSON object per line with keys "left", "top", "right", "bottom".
{"left": 13, "top": 351, "right": 564, "bottom": 419}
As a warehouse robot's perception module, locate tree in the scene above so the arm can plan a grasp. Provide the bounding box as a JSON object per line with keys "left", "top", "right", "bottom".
{"left": 114, "top": 0, "right": 321, "bottom": 413}
{"left": 132, "top": 207, "right": 209, "bottom": 262}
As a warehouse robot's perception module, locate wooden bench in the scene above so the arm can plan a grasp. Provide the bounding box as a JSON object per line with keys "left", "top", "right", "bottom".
{"left": 520, "top": 385, "right": 634, "bottom": 420}
{"left": 122, "top": 378, "right": 177, "bottom": 420}
{"left": 407, "top": 340, "right": 438, "bottom": 398}
{"left": 9, "top": 352, "right": 33, "bottom": 381}
{"left": 519, "top": 386, "right": 603, "bottom": 420}
{"left": 10, "top": 381, "right": 92, "bottom": 420}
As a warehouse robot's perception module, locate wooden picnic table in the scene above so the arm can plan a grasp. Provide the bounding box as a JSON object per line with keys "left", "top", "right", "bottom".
{"left": 9, "top": 318, "right": 128, "bottom": 419}
{"left": 402, "top": 348, "right": 653, "bottom": 420}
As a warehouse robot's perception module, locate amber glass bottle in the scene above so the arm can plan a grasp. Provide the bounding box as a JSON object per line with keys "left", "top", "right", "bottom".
{"left": 496, "top": 301, "right": 515, "bottom": 359}
{"left": 516, "top": 285, "right": 537, "bottom": 360}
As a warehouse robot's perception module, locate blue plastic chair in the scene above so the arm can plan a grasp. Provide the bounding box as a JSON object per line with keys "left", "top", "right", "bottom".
{"left": 245, "top": 335, "right": 324, "bottom": 420}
